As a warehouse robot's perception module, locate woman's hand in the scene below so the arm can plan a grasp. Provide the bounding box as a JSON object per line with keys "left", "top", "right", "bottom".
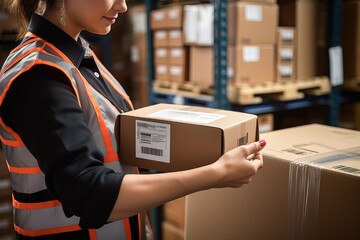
{"left": 211, "top": 140, "right": 266, "bottom": 188}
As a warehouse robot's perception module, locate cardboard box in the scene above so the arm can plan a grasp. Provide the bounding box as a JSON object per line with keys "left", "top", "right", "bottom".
{"left": 228, "top": 2, "right": 278, "bottom": 44}
{"left": 163, "top": 197, "right": 186, "bottom": 230}
{"left": 168, "top": 29, "right": 184, "bottom": 47}
{"left": 167, "top": 6, "right": 183, "bottom": 29}
{"left": 153, "top": 30, "right": 169, "bottom": 47}
{"left": 169, "top": 65, "right": 186, "bottom": 83}
{"left": 118, "top": 104, "right": 258, "bottom": 172}
{"left": 162, "top": 221, "right": 184, "bottom": 240}
{"left": 184, "top": 124, "right": 360, "bottom": 240}
{"left": 278, "top": 1, "right": 318, "bottom": 79}
{"left": 343, "top": 2, "right": 360, "bottom": 79}
{"left": 129, "top": 4, "right": 147, "bottom": 37}
{"left": 154, "top": 48, "right": 169, "bottom": 65}
{"left": 150, "top": 6, "right": 183, "bottom": 30}
{"left": 150, "top": 8, "right": 167, "bottom": 30}
{"left": 154, "top": 64, "right": 169, "bottom": 81}
{"left": 231, "top": 44, "right": 275, "bottom": 84}
{"left": 189, "top": 46, "right": 213, "bottom": 87}
{"left": 169, "top": 48, "right": 186, "bottom": 66}
{"left": 228, "top": 0, "right": 276, "bottom": 3}
{"left": 258, "top": 113, "right": 273, "bottom": 133}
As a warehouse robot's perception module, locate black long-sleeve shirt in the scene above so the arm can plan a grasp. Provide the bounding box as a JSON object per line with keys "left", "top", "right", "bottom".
{"left": 1, "top": 14, "right": 132, "bottom": 229}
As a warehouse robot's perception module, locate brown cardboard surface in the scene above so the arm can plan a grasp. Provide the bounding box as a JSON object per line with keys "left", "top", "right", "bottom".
{"left": 167, "top": 6, "right": 183, "bottom": 29}
{"left": 154, "top": 48, "right": 169, "bottom": 65}
{"left": 189, "top": 46, "right": 213, "bottom": 87}
{"left": 169, "top": 48, "right": 186, "bottom": 66}
{"left": 169, "top": 65, "right": 185, "bottom": 83}
{"left": 296, "top": 1, "right": 317, "bottom": 79}
{"left": 229, "top": 0, "right": 276, "bottom": 3}
{"left": 343, "top": 2, "right": 360, "bottom": 79}
{"left": 184, "top": 124, "right": 360, "bottom": 240}
{"left": 118, "top": 104, "right": 258, "bottom": 172}
{"left": 154, "top": 64, "right": 169, "bottom": 81}
{"left": 168, "top": 29, "right": 184, "bottom": 47}
{"left": 163, "top": 197, "right": 186, "bottom": 230}
{"left": 233, "top": 44, "right": 275, "bottom": 84}
{"left": 153, "top": 30, "right": 169, "bottom": 47}
{"left": 228, "top": 2, "right": 278, "bottom": 44}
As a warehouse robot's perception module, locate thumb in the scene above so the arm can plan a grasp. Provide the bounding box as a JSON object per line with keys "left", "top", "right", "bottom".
{"left": 244, "top": 140, "right": 266, "bottom": 156}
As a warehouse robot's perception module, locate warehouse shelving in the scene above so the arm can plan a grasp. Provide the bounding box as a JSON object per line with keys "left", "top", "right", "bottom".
{"left": 144, "top": 0, "right": 350, "bottom": 129}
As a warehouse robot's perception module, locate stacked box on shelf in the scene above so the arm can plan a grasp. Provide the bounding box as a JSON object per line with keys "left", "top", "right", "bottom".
{"left": 129, "top": 5, "right": 149, "bottom": 108}
{"left": 0, "top": 150, "right": 16, "bottom": 239}
{"left": 227, "top": 1, "right": 279, "bottom": 85}
{"left": 151, "top": 5, "right": 188, "bottom": 83}
{"left": 276, "top": 27, "right": 296, "bottom": 81}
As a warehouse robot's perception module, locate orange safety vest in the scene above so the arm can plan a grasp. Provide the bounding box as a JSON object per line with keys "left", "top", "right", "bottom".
{"left": 0, "top": 33, "right": 153, "bottom": 239}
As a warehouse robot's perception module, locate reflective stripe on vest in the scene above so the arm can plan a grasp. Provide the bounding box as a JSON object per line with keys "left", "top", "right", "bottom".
{"left": 0, "top": 34, "right": 151, "bottom": 239}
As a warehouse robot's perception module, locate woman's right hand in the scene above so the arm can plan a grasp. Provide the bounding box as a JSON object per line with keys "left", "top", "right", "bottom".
{"left": 211, "top": 140, "right": 266, "bottom": 188}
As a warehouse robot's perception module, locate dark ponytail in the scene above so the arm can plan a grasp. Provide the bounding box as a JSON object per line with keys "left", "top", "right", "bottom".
{"left": 4, "top": 0, "right": 43, "bottom": 38}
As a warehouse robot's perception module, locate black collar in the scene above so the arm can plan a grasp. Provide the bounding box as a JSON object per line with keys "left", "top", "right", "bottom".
{"left": 28, "top": 13, "right": 87, "bottom": 68}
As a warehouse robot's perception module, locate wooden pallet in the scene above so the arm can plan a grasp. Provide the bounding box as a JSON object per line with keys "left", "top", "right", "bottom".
{"left": 228, "top": 77, "right": 331, "bottom": 105}
{"left": 153, "top": 80, "right": 213, "bottom": 97}
{"left": 343, "top": 78, "right": 360, "bottom": 91}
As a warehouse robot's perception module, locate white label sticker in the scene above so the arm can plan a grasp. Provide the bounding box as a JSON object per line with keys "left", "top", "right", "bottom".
{"left": 245, "top": 5, "right": 263, "bottom": 22}
{"left": 136, "top": 120, "right": 170, "bottom": 163}
{"left": 243, "top": 46, "right": 260, "bottom": 62}
{"left": 329, "top": 46, "right": 344, "bottom": 86}
{"left": 149, "top": 109, "right": 225, "bottom": 124}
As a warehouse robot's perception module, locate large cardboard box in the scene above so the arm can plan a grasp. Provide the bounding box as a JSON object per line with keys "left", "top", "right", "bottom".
{"left": 118, "top": 104, "right": 258, "bottom": 172}
{"left": 229, "top": 44, "right": 275, "bottom": 84}
{"left": 184, "top": 124, "right": 360, "bottom": 240}
{"left": 228, "top": 2, "right": 278, "bottom": 44}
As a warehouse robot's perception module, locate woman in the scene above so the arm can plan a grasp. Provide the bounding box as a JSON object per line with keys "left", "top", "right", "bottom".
{"left": 0, "top": 0, "right": 265, "bottom": 239}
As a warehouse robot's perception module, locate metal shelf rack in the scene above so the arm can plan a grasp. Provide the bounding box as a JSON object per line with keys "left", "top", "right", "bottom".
{"left": 144, "top": 0, "right": 346, "bottom": 127}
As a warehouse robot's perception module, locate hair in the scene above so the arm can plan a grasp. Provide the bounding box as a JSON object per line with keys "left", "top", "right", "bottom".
{"left": 5, "top": 0, "right": 52, "bottom": 39}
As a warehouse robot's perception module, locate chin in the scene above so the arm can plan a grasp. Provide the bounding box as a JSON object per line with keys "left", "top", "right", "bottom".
{"left": 88, "top": 29, "right": 111, "bottom": 36}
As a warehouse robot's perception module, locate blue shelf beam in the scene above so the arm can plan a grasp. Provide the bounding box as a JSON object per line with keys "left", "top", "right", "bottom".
{"left": 328, "top": 0, "right": 344, "bottom": 126}
{"left": 212, "top": 0, "right": 230, "bottom": 110}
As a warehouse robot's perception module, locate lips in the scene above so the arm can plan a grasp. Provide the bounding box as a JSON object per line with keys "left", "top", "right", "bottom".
{"left": 103, "top": 16, "right": 117, "bottom": 23}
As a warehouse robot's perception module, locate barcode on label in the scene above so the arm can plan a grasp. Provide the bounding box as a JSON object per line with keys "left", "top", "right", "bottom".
{"left": 282, "top": 148, "right": 308, "bottom": 155}
{"left": 333, "top": 165, "right": 360, "bottom": 175}
{"left": 141, "top": 147, "right": 163, "bottom": 157}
